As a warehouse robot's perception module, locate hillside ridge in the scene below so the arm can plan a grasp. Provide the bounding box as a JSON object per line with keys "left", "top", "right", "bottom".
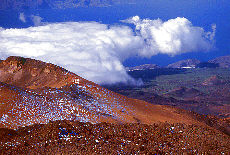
{"left": 0, "top": 56, "right": 206, "bottom": 129}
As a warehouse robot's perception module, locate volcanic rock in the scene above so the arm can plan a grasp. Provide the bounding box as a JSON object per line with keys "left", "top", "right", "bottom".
{"left": 0, "top": 120, "right": 229, "bottom": 154}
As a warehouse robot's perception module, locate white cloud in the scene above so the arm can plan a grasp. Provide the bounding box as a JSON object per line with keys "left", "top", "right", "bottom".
{"left": 0, "top": 17, "right": 215, "bottom": 84}
{"left": 206, "top": 24, "right": 216, "bottom": 41}
{"left": 31, "top": 15, "right": 43, "bottom": 26}
{"left": 0, "top": 22, "right": 143, "bottom": 84}
{"left": 19, "top": 13, "right": 26, "bottom": 23}
{"left": 123, "top": 16, "right": 215, "bottom": 57}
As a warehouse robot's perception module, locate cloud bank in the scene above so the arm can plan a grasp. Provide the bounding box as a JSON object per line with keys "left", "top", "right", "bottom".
{"left": 0, "top": 16, "right": 215, "bottom": 84}
{"left": 123, "top": 16, "right": 215, "bottom": 57}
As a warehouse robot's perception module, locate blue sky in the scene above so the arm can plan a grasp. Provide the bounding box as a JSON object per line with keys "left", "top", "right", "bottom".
{"left": 0, "top": 0, "right": 229, "bottom": 84}
{"left": 1, "top": 0, "right": 229, "bottom": 66}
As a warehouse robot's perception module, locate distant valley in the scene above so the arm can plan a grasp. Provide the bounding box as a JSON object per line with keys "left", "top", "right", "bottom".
{"left": 105, "top": 56, "right": 230, "bottom": 120}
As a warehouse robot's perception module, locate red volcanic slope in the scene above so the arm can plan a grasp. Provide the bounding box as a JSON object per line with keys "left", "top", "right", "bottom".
{"left": 202, "top": 75, "right": 224, "bottom": 86}
{"left": 0, "top": 56, "right": 203, "bottom": 129}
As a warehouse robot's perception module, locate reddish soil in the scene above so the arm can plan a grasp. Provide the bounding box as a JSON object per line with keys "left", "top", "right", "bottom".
{"left": 0, "top": 120, "right": 229, "bottom": 154}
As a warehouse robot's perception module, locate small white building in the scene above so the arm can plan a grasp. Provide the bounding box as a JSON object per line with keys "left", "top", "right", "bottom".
{"left": 73, "top": 78, "right": 80, "bottom": 84}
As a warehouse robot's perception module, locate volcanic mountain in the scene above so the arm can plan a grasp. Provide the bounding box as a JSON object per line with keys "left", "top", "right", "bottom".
{"left": 126, "top": 64, "right": 160, "bottom": 71}
{"left": 167, "top": 59, "right": 200, "bottom": 68}
{"left": 0, "top": 56, "right": 204, "bottom": 129}
{"left": 208, "top": 55, "right": 230, "bottom": 68}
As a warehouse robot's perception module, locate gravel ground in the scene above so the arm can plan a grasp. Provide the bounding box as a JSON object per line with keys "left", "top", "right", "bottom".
{"left": 1, "top": 120, "right": 229, "bottom": 154}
